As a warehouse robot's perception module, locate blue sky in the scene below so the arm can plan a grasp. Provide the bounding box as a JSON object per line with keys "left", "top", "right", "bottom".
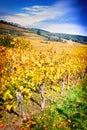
{"left": 0, "top": 0, "right": 87, "bottom": 36}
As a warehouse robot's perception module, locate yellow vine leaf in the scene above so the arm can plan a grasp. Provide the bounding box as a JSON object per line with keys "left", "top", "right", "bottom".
{"left": 6, "top": 104, "right": 12, "bottom": 111}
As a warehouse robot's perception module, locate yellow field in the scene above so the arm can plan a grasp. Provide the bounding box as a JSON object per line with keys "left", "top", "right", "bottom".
{"left": 26, "top": 38, "right": 87, "bottom": 57}
{"left": 0, "top": 23, "right": 87, "bottom": 56}
{"left": 0, "top": 23, "right": 26, "bottom": 31}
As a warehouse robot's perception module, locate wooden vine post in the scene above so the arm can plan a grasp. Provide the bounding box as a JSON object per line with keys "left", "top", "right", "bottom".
{"left": 67, "top": 74, "right": 70, "bottom": 90}
{"left": 40, "top": 82, "right": 45, "bottom": 110}
{"left": 16, "top": 90, "right": 26, "bottom": 121}
{"left": 61, "top": 78, "right": 65, "bottom": 95}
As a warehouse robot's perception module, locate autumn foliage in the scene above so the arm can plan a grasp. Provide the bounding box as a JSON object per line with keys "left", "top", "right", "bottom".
{"left": 0, "top": 35, "right": 87, "bottom": 113}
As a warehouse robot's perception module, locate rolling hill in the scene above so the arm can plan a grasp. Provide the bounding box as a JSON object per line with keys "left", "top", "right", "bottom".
{"left": 29, "top": 28, "right": 87, "bottom": 44}
{"left": 0, "top": 20, "right": 87, "bottom": 44}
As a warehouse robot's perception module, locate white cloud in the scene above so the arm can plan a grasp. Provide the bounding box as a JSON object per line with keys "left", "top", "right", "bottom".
{"left": 22, "top": 5, "right": 49, "bottom": 12}
{"left": 44, "top": 23, "right": 86, "bottom": 35}
{"left": 1, "top": 1, "right": 70, "bottom": 26}
{"left": 0, "top": 0, "right": 86, "bottom": 35}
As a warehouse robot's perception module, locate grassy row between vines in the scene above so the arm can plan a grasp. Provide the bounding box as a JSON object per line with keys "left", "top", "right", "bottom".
{"left": 0, "top": 79, "right": 87, "bottom": 130}
{"left": 28, "top": 79, "right": 87, "bottom": 130}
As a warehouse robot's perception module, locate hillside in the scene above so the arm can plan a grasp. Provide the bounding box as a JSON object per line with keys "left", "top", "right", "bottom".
{"left": 29, "top": 28, "right": 87, "bottom": 44}
{"left": 0, "top": 20, "right": 87, "bottom": 44}
{"left": 0, "top": 20, "right": 87, "bottom": 130}
{"left": 0, "top": 21, "right": 47, "bottom": 41}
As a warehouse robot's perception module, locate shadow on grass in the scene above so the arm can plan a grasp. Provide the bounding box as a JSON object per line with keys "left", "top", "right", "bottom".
{"left": 56, "top": 108, "right": 68, "bottom": 118}
{"left": 30, "top": 97, "right": 41, "bottom": 107}
{"left": 7, "top": 108, "right": 19, "bottom": 117}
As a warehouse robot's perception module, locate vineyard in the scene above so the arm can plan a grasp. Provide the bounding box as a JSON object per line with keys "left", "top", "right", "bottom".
{"left": 0, "top": 35, "right": 87, "bottom": 129}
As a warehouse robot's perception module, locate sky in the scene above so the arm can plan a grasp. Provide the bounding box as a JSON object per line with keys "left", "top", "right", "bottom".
{"left": 0, "top": 0, "right": 87, "bottom": 36}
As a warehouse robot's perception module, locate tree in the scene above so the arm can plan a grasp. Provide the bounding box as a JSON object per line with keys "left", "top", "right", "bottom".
{"left": 37, "top": 29, "right": 41, "bottom": 35}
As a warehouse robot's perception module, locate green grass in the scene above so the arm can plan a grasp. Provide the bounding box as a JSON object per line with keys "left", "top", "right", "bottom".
{"left": 1, "top": 80, "right": 87, "bottom": 130}
{"left": 30, "top": 80, "right": 87, "bottom": 130}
